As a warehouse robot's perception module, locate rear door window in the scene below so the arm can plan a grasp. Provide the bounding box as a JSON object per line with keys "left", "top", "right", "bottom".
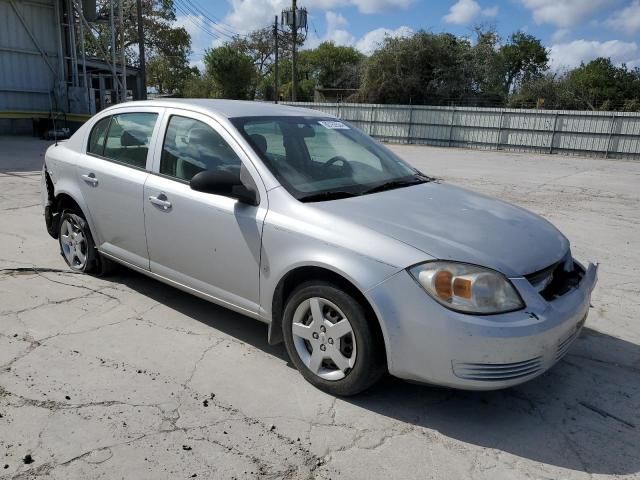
{"left": 102, "top": 113, "right": 158, "bottom": 169}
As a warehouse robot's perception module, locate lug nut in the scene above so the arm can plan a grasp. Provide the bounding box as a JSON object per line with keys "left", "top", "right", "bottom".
{"left": 320, "top": 344, "right": 326, "bottom": 351}
{"left": 312, "top": 332, "right": 319, "bottom": 339}
{"left": 320, "top": 326, "right": 326, "bottom": 333}
{"left": 328, "top": 338, "right": 334, "bottom": 345}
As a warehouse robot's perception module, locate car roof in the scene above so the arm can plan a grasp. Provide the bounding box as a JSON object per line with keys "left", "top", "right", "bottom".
{"left": 104, "top": 99, "right": 328, "bottom": 119}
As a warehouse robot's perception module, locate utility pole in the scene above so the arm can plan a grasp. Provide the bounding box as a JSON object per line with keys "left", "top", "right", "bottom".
{"left": 273, "top": 15, "right": 278, "bottom": 104}
{"left": 291, "top": 0, "right": 297, "bottom": 102}
{"left": 109, "top": 0, "right": 118, "bottom": 102}
{"left": 77, "top": 1, "right": 88, "bottom": 90}
{"left": 136, "top": 0, "right": 147, "bottom": 99}
{"left": 119, "top": 0, "right": 127, "bottom": 102}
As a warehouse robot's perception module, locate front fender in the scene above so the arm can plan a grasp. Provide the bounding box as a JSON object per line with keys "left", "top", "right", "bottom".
{"left": 260, "top": 223, "right": 402, "bottom": 318}
{"left": 260, "top": 221, "right": 404, "bottom": 349}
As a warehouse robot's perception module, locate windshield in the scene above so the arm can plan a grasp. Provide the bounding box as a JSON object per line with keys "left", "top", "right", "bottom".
{"left": 231, "top": 116, "right": 429, "bottom": 201}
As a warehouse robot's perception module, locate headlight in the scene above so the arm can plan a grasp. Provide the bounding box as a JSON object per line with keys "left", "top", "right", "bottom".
{"left": 408, "top": 261, "right": 524, "bottom": 314}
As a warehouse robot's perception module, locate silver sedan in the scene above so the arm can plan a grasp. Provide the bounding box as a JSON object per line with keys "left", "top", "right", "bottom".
{"left": 42, "top": 99, "right": 598, "bottom": 395}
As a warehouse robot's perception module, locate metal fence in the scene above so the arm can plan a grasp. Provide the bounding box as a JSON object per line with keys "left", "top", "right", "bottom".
{"left": 283, "top": 102, "right": 640, "bottom": 160}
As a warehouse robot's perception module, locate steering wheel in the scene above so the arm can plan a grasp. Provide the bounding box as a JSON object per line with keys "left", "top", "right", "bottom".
{"left": 322, "top": 156, "right": 353, "bottom": 176}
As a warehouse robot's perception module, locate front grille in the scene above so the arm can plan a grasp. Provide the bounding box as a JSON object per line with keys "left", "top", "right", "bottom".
{"left": 452, "top": 357, "right": 543, "bottom": 381}
{"left": 526, "top": 260, "right": 584, "bottom": 301}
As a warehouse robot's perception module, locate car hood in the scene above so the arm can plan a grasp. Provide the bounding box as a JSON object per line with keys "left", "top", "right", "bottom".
{"left": 310, "top": 182, "right": 569, "bottom": 277}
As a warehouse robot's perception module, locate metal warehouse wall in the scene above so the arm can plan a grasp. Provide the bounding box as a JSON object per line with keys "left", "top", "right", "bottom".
{"left": 0, "top": 0, "right": 61, "bottom": 114}
{"left": 285, "top": 102, "right": 640, "bottom": 160}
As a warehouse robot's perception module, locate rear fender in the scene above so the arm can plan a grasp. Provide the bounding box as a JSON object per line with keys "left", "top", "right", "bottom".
{"left": 48, "top": 175, "right": 98, "bottom": 244}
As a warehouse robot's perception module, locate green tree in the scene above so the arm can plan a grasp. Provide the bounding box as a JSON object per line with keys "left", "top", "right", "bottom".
{"left": 182, "top": 73, "right": 218, "bottom": 98}
{"left": 84, "top": 0, "right": 190, "bottom": 66}
{"left": 203, "top": 45, "right": 255, "bottom": 99}
{"left": 146, "top": 55, "right": 198, "bottom": 95}
{"left": 358, "top": 31, "right": 475, "bottom": 104}
{"left": 508, "top": 73, "right": 574, "bottom": 109}
{"left": 498, "top": 31, "right": 549, "bottom": 95}
{"left": 565, "top": 58, "right": 639, "bottom": 110}
{"left": 82, "top": 0, "right": 193, "bottom": 95}
{"left": 509, "top": 59, "right": 640, "bottom": 111}
{"left": 228, "top": 27, "right": 275, "bottom": 99}
{"left": 231, "top": 28, "right": 275, "bottom": 79}
{"left": 300, "top": 42, "right": 364, "bottom": 89}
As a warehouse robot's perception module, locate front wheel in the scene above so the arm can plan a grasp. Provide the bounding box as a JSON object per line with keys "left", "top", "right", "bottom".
{"left": 282, "top": 282, "right": 386, "bottom": 396}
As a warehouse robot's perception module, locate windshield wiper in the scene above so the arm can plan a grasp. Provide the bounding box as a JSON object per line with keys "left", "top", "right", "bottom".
{"left": 297, "top": 190, "right": 360, "bottom": 203}
{"left": 361, "top": 175, "right": 430, "bottom": 195}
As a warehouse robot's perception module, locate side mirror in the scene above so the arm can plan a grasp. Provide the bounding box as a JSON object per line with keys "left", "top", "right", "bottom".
{"left": 190, "top": 170, "right": 259, "bottom": 206}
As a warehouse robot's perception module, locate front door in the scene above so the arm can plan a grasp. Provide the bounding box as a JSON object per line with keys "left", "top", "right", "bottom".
{"left": 143, "top": 111, "right": 267, "bottom": 314}
{"left": 78, "top": 110, "right": 161, "bottom": 269}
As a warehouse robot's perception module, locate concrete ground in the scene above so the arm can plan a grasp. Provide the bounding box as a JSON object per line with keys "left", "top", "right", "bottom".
{"left": 0, "top": 135, "right": 639, "bottom": 480}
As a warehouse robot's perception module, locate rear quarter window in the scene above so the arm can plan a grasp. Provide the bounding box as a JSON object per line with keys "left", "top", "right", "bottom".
{"left": 87, "top": 116, "right": 111, "bottom": 156}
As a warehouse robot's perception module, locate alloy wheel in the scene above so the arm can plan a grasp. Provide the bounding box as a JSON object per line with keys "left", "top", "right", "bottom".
{"left": 291, "top": 297, "right": 357, "bottom": 381}
{"left": 60, "top": 217, "right": 88, "bottom": 269}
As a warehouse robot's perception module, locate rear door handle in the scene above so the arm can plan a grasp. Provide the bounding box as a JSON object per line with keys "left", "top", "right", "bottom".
{"left": 81, "top": 173, "right": 98, "bottom": 186}
{"left": 148, "top": 194, "right": 172, "bottom": 210}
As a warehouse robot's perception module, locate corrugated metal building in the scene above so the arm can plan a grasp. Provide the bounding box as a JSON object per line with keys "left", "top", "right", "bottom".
{"left": 0, "top": 0, "right": 64, "bottom": 132}
{"left": 0, "top": 0, "right": 139, "bottom": 134}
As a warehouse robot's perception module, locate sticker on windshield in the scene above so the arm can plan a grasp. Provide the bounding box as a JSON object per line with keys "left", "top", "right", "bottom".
{"left": 318, "top": 120, "right": 349, "bottom": 130}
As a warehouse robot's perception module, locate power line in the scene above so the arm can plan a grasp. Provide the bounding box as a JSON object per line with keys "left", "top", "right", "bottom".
{"left": 174, "top": 0, "right": 243, "bottom": 41}
{"left": 181, "top": 0, "right": 241, "bottom": 38}
{"left": 173, "top": 2, "right": 224, "bottom": 41}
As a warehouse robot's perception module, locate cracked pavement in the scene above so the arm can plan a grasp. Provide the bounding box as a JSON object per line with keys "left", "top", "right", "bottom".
{"left": 0, "top": 136, "right": 639, "bottom": 479}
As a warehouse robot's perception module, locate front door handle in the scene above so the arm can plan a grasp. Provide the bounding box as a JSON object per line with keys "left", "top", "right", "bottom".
{"left": 148, "top": 194, "right": 172, "bottom": 210}
{"left": 81, "top": 173, "right": 98, "bottom": 186}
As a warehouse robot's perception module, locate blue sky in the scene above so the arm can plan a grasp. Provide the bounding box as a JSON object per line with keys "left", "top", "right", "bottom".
{"left": 174, "top": 0, "right": 640, "bottom": 72}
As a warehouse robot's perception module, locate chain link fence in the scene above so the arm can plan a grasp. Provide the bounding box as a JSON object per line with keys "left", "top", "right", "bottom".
{"left": 283, "top": 102, "right": 640, "bottom": 160}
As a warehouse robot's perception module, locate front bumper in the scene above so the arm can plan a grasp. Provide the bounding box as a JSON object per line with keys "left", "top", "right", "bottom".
{"left": 366, "top": 261, "right": 598, "bottom": 390}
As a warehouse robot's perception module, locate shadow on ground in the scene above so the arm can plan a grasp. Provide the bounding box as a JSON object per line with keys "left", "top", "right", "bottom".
{"left": 109, "top": 268, "right": 639, "bottom": 476}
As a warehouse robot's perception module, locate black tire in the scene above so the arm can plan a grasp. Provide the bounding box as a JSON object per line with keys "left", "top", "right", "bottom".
{"left": 282, "top": 281, "right": 386, "bottom": 396}
{"left": 58, "top": 210, "right": 114, "bottom": 276}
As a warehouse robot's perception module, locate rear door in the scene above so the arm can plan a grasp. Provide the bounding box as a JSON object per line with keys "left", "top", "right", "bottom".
{"left": 143, "top": 109, "right": 267, "bottom": 314}
{"left": 78, "top": 108, "right": 163, "bottom": 269}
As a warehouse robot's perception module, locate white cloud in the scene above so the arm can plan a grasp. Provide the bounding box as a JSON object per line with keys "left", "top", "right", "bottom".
{"left": 549, "top": 39, "right": 640, "bottom": 71}
{"left": 305, "top": 12, "right": 411, "bottom": 54}
{"left": 443, "top": 0, "right": 499, "bottom": 25}
{"left": 324, "top": 11, "right": 355, "bottom": 45}
{"left": 551, "top": 28, "right": 570, "bottom": 43}
{"left": 175, "top": 14, "right": 220, "bottom": 69}
{"left": 223, "top": 0, "right": 412, "bottom": 33}
{"left": 174, "top": 14, "right": 205, "bottom": 39}
{"left": 483, "top": 5, "right": 499, "bottom": 17}
{"left": 349, "top": 0, "right": 413, "bottom": 14}
{"left": 224, "top": 0, "right": 289, "bottom": 33}
{"left": 520, "top": 0, "right": 611, "bottom": 28}
{"left": 355, "top": 26, "right": 414, "bottom": 54}
{"left": 606, "top": 0, "right": 640, "bottom": 35}
{"left": 286, "top": 0, "right": 413, "bottom": 12}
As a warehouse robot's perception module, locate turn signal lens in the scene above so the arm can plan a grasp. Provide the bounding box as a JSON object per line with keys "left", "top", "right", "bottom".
{"left": 452, "top": 277, "right": 472, "bottom": 299}
{"left": 409, "top": 261, "right": 524, "bottom": 314}
{"left": 434, "top": 270, "right": 453, "bottom": 299}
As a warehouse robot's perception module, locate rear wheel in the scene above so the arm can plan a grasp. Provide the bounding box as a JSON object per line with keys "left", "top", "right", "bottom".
{"left": 58, "top": 211, "right": 113, "bottom": 275}
{"left": 282, "top": 281, "right": 385, "bottom": 396}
